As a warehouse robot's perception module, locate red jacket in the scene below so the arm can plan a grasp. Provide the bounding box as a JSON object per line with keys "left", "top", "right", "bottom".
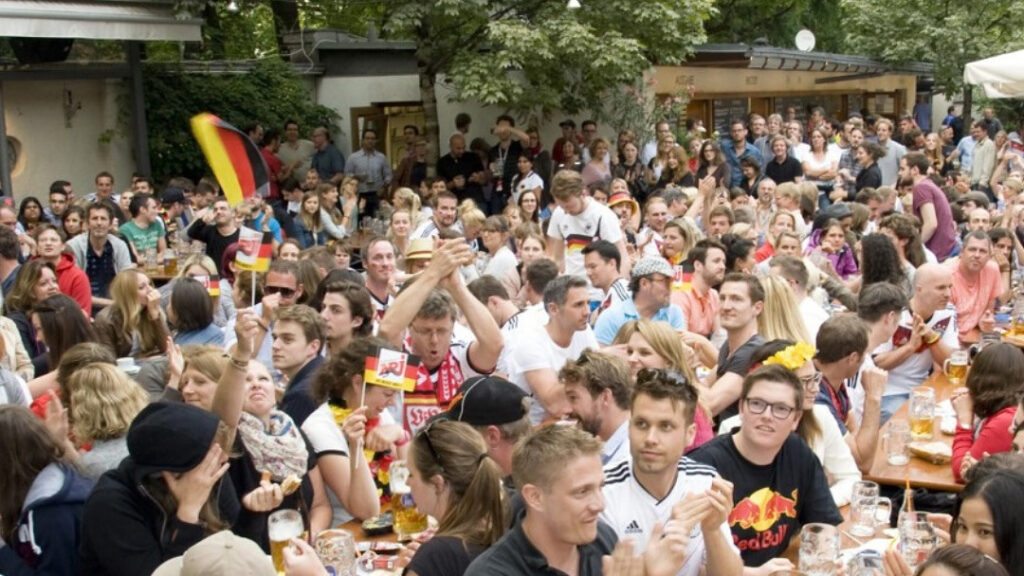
{"left": 952, "top": 405, "right": 1017, "bottom": 483}
{"left": 51, "top": 253, "right": 92, "bottom": 317}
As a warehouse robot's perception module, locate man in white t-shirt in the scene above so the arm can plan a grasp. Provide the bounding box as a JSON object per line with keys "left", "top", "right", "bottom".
{"left": 560, "top": 349, "right": 633, "bottom": 468}
{"left": 770, "top": 255, "right": 828, "bottom": 340}
{"left": 506, "top": 275, "right": 598, "bottom": 425}
{"left": 546, "top": 170, "right": 629, "bottom": 298}
{"left": 411, "top": 190, "right": 460, "bottom": 239}
{"left": 873, "top": 263, "right": 957, "bottom": 423}
{"left": 639, "top": 196, "right": 670, "bottom": 258}
{"left": 602, "top": 370, "right": 742, "bottom": 576}
{"left": 582, "top": 240, "right": 630, "bottom": 325}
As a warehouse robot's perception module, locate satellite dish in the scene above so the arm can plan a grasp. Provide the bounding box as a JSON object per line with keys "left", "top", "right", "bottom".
{"left": 795, "top": 29, "right": 816, "bottom": 52}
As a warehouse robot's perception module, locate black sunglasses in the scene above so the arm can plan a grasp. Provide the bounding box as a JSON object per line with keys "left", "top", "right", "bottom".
{"left": 637, "top": 367, "right": 690, "bottom": 387}
{"left": 418, "top": 420, "right": 444, "bottom": 473}
{"left": 264, "top": 285, "right": 296, "bottom": 298}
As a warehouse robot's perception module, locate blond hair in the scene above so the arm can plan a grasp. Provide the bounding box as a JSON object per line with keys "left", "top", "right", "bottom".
{"left": 758, "top": 275, "right": 811, "bottom": 342}
{"left": 70, "top": 363, "right": 148, "bottom": 443}
{"left": 551, "top": 170, "right": 585, "bottom": 201}
{"left": 511, "top": 424, "right": 601, "bottom": 491}
{"left": 181, "top": 345, "right": 228, "bottom": 383}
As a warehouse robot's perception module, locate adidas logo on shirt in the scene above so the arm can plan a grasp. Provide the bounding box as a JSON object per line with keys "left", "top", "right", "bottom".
{"left": 624, "top": 520, "right": 643, "bottom": 535}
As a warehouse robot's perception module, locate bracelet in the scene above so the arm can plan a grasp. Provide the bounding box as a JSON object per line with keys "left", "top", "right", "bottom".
{"left": 229, "top": 356, "right": 250, "bottom": 370}
{"left": 924, "top": 331, "right": 941, "bottom": 345}
{"left": 256, "top": 318, "right": 269, "bottom": 331}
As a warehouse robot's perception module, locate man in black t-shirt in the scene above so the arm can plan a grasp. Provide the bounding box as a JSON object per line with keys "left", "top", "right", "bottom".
{"left": 706, "top": 273, "right": 765, "bottom": 422}
{"left": 690, "top": 365, "right": 843, "bottom": 571}
{"left": 763, "top": 135, "right": 804, "bottom": 184}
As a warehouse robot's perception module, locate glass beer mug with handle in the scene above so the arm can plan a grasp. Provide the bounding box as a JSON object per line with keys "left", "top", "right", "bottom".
{"left": 909, "top": 387, "right": 936, "bottom": 441}
{"left": 389, "top": 460, "right": 428, "bottom": 541}
{"left": 943, "top": 350, "right": 970, "bottom": 386}
{"left": 268, "top": 509, "right": 304, "bottom": 575}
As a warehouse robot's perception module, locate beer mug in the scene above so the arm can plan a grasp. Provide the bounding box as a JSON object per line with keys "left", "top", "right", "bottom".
{"left": 315, "top": 529, "right": 356, "bottom": 576}
{"left": 909, "top": 387, "right": 936, "bottom": 441}
{"left": 898, "top": 512, "right": 938, "bottom": 569}
{"left": 849, "top": 481, "right": 892, "bottom": 538}
{"left": 389, "top": 460, "right": 428, "bottom": 541}
{"left": 943, "top": 350, "right": 969, "bottom": 386}
{"left": 798, "top": 523, "right": 839, "bottom": 576}
{"left": 268, "top": 509, "right": 304, "bottom": 575}
{"left": 883, "top": 420, "right": 911, "bottom": 466}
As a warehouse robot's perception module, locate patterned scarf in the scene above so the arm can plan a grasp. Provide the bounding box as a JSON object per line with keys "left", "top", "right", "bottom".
{"left": 236, "top": 410, "right": 308, "bottom": 481}
{"left": 403, "top": 338, "right": 464, "bottom": 434}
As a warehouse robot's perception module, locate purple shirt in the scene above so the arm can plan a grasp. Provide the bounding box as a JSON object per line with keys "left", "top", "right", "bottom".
{"left": 912, "top": 178, "right": 956, "bottom": 261}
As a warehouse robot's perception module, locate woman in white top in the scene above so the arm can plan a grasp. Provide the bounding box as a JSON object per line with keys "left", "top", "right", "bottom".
{"left": 510, "top": 153, "right": 544, "bottom": 206}
{"left": 802, "top": 128, "right": 839, "bottom": 205}
{"left": 786, "top": 121, "right": 810, "bottom": 162}
{"left": 480, "top": 216, "right": 518, "bottom": 280}
{"left": 719, "top": 340, "right": 861, "bottom": 507}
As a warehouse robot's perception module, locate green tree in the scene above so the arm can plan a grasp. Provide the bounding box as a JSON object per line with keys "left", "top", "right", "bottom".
{"left": 379, "top": 0, "right": 714, "bottom": 168}
{"left": 843, "top": 0, "right": 1024, "bottom": 122}
{"left": 141, "top": 58, "right": 337, "bottom": 182}
{"left": 705, "top": 0, "right": 844, "bottom": 52}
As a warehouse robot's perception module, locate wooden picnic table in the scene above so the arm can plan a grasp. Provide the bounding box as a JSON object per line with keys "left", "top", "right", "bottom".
{"left": 864, "top": 373, "right": 961, "bottom": 493}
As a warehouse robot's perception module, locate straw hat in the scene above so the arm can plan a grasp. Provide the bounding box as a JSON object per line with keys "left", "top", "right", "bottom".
{"left": 405, "top": 237, "right": 434, "bottom": 261}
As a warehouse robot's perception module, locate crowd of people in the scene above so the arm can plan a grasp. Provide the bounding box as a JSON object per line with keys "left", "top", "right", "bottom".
{"left": 2, "top": 106, "right": 1024, "bottom": 576}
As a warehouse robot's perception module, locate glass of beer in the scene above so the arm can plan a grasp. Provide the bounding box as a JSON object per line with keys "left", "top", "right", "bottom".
{"left": 883, "top": 420, "right": 911, "bottom": 466}
{"left": 389, "top": 460, "right": 428, "bottom": 541}
{"left": 798, "top": 523, "right": 840, "bottom": 576}
{"left": 268, "top": 509, "right": 304, "bottom": 575}
{"left": 943, "top": 350, "right": 969, "bottom": 386}
{"left": 909, "top": 387, "right": 936, "bottom": 440}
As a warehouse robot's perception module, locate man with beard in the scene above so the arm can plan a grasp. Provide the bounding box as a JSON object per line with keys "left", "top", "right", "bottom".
{"left": 949, "top": 231, "right": 1000, "bottom": 345}
{"left": 560, "top": 350, "right": 633, "bottom": 467}
{"left": 594, "top": 256, "right": 686, "bottom": 346}
{"left": 412, "top": 191, "right": 460, "bottom": 238}
{"left": 678, "top": 239, "right": 725, "bottom": 340}
{"left": 602, "top": 370, "right": 742, "bottom": 576}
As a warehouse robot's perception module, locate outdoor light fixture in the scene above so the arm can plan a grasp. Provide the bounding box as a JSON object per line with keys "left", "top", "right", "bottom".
{"left": 226, "top": 1, "right": 239, "bottom": 13}
{"left": 567, "top": 0, "right": 581, "bottom": 8}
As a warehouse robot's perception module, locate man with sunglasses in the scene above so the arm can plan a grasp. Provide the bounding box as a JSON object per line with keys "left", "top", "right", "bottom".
{"left": 690, "top": 365, "right": 842, "bottom": 572}
{"left": 602, "top": 369, "right": 743, "bottom": 576}
{"left": 594, "top": 256, "right": 686, "bottom": 346}
{"left": 225, "top": 259, "right": 304, "bottom": 370}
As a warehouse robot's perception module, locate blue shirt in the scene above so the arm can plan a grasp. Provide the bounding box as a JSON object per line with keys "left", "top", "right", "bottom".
{"left": 593, "top": 297, "right": 687, "bottom": 345}
{"left": 346, "top": 149, "right": 393, "bottom": 195}
{"left": 956, "top": 136, "right": 976, "bottom": 172}
{"left": 311, "top": 145, "right": 346, "bottom": 181}
{"left": 721, "top": 138, "right": 763, "bottom": 186}
{"left": 174, "top": 324, "right": 226, "bottom": 347}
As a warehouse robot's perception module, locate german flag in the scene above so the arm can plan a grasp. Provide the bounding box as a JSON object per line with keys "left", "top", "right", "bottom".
{"left": 235, "top": 226, "right": 272, "bottom": 272}
{"left": 364, "top": 347, "right": 420, "bottom": 392}
{"left": 190, "top": 112, "right": 269, "bottom": 207}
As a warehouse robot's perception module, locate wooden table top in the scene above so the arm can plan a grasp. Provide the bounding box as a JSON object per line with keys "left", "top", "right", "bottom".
{"left": 864, "top": 373, "right": 961, "bottom": 493}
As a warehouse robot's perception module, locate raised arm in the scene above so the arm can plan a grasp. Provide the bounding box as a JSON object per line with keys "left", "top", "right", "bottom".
{"left": 442, "top": 270, "right": 502, "bottom": 372}
{"left": 378, "top": 240, "right": 471, "bottom": 347}
{"left": 211, "top": 308, "right": 259, "bottom": 450}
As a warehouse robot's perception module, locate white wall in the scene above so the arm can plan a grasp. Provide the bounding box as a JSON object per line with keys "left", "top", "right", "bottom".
{"left": 4, "top": 78, "right": 135, "bottom": 203}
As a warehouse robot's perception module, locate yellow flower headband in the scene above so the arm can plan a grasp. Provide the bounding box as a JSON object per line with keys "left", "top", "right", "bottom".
{"left": 761, "top": 342, "right": 815, "bottom": 371}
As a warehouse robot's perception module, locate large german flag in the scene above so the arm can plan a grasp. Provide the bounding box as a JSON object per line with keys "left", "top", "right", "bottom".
{"left": 190, "top": 112, "right": 269, "bottom": 206}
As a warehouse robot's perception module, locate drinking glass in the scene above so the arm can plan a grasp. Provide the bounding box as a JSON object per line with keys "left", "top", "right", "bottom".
{"left": 389, "top": 460, "right": 428, "bottom": 541}
{"left": 943, "top": 350, "right": 969, "bottom": 385}
{"left": 850, "top": 481, "right": 892, "bottom": 537}
{"left": 909, "top": 387, "right": 936, "bottom": 440}
{"left": 798, "top": 523, "right": 839, "bottom": 576}
{"left": 898, "top": 512, "right": 938, "bottom": 570}
{"left": 268, "top": 509, "right": 304, "bottom": 575}
{"left": 315, "top": 529, "right": 356, "bottom": 576}
{"left": 883, "top": 420, "right": 911, "bottom": 466}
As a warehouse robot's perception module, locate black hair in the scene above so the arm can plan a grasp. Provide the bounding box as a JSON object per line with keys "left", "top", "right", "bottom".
{"left": 580, "top": 240, "right": 621, "bottom": 271}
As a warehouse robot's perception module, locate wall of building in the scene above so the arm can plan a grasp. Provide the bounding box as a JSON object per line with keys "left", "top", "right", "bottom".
{"left": 3, "top": 78, "right": 135, "bottom": 203}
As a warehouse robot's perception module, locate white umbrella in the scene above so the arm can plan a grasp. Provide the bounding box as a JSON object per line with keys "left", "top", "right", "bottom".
{"left": 964, "top": 49, "right": 1024, "bottom": 98}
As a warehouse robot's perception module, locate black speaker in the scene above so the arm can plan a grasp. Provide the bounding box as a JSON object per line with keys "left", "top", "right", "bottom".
{"left": 8, "top": 38, "right": 74, "bottom": 64}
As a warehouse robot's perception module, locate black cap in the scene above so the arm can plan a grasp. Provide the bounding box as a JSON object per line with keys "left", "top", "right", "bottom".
{"left": 446, "top": 375, "right": 528, "bottom": 426}
{"left": 127, "top": 402, "right": 220, "bottom": 476}
{"left": 559, "top": 119, "right": 576, "bottom": 128}
{"left": 162, "top": 187, "right": 186, "bottom": 206}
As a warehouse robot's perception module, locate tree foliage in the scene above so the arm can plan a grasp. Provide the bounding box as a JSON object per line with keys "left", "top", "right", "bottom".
{"left": 141, "top": 58, "right": 337, "bottom": 183}
{"left": 705, "top": 0, "right": 844, "bottom": 53}
{"left": 843, "top": 0, "right": 1024, "bottom": 97}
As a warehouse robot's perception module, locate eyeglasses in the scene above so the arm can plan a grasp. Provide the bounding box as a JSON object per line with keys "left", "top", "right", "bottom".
{"left": 799, "top": 372, "right": 823, "bottom": 390}
{"left": 744, "top": 397, "right": 797, "bottom": 420}
{"left": 264, "top": 285, "right": 296, "bottom": 298}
